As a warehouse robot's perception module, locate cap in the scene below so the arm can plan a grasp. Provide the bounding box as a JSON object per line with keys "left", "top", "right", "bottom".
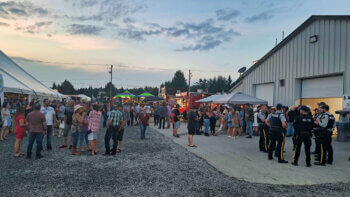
{"left": 276, "top": 104, "right": 283, "bottom": 110}
{"left": 299, "top": 105, "right": 309, "bottom": 112}
{"left": 317, "top": 102, "right": 326, "bottom": 106}
{"left": 320, "top": 105, "right": 329, "bottom": 111}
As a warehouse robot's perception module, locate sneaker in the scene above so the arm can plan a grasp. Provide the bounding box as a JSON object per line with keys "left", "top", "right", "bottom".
{"left": 204, "top": 133, "right": 209, "bottom": 136}
{"left": 227, "top": 136, "right": 232, "bottom": 138}
{"left": 278, "top": 160, "right": 288, "bottom": 164}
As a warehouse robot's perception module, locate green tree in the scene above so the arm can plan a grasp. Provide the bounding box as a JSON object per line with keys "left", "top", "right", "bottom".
{"left": 58, "top": 80, "right": 76, "bottom": 95}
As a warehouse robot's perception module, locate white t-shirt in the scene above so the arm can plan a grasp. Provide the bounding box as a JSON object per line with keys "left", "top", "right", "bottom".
{"left": 144, "top": 105, "right": 151, "bottom": 114}
{"left": 40, "top": 106, "right": 56, "bottom": 126}
{"left": 253, "top": 112, "right": 258, "bottom": 126}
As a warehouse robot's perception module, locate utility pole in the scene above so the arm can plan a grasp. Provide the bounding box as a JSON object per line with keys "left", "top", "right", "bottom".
{"left": 108, "top": 65, "right": 113, "bottom": 101}
{"left": 188, "top": 69, "right": 192, "bottom": 109}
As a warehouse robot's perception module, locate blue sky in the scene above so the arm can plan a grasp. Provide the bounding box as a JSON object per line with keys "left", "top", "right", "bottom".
{"left": 0, "top": 0, "right": 349, "bottom": 89}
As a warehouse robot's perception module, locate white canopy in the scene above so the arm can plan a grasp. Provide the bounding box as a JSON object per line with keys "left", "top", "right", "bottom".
{"left": 196, "top": 95, "right": 222, "bottom": 103}
{"left": 0, "top": 50, "right": 61, "bottom": 98}
{"left": 212, "top": 92, "right": 268, "bottom": 105}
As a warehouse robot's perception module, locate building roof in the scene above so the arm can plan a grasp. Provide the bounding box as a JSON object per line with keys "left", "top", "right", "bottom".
{"left": 231, "top": 15, "right": 350, "bottom": 92}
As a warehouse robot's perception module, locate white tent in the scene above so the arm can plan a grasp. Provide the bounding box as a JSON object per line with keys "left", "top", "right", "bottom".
{"left": 212, "top": 92, "right": 268, "bottom": 105}
{"left": 0, "top": 50, "right": 61, "bottom": 98}
{"left": 196, "top": 95, "right": 222, "bottom": 103}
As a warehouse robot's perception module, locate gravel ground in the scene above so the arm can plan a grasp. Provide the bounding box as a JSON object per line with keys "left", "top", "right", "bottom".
{"left": 0, "top": 126, "right": 349, "bottom": 197}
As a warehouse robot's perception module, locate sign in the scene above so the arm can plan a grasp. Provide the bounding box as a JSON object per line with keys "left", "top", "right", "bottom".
{"left": 343, "top": 94, "right": 350, "bottom": 111}
{"left": 0, "top": 74, "right": 3, "bottom": 106}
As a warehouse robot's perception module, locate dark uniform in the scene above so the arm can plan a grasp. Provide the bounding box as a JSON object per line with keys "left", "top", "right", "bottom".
{"left": 312, "top": 112, "right": 322, "bottom": 156}
{"left": 318, "top": 112, "right": 335, "bottom": 165}
{"left": 292, "top": 113, "right": 314, "bottom": 166}
{"left": 258, "top": 111, "right": 269, "bottom": 152}
{"left": 267, "top": 111, "right": 287, "bottom": 162}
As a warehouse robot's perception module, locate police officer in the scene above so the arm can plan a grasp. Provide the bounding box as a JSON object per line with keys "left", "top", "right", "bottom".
{"left": 266, "top": 104, "right": 288, "bottom": 163}
{"left": 314, "top": 105, "right": 335, "bottom": 166}
{"left": 312, "top": 102, "right": 326, "bottom": 158}
{"left": 292, "top": 106, "right": 314, "bottom": 167}
{"left": 258, "top": 105, "right": 269, "bottom": 152}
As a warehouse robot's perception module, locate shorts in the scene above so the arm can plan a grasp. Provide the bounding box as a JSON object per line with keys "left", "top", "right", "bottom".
{"left": 88, "top": 132, "right": 98, "bottom": 140}
{"left": 63, "top": 124, "right": 72, "bottom": 137}
{"left": 174, "top": 121, "right": 181, "bottom": 129}
{"left": 15, "top": 130, "right": 25, "bottom": 140}
{"left": 227, "top": 122, "right": 233, "bottom": 128}
{"left": 3, "top": 119, "right": 11, "bottom": 127}
{"left": 117, "top": 129, "right": 124, "bottom": 141}
{"left": 188, "top": 127, "right": 195, "bottom": 135}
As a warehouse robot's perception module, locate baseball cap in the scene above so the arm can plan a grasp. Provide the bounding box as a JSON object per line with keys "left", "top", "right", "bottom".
{"left": 276, "top": 104, "right": 283, "bottom": 110}
{"left": 320, "top": 105, "right": 329, "bottom": 111}
{"left": 299, "top": 105, "right": 309, "bottom": 112}
{"left": 317, "top": 102, "right": 326, "bottom": 106}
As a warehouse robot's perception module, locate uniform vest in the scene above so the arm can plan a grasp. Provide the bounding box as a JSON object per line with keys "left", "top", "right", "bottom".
{"left": 269, "top": 113, "right": 282, "bottom": 128}
{"left": 326, "top": 113, "right": 335, "bottom": 131}
{"left": 298, "top": 115, "right": 313, "bottom": 135}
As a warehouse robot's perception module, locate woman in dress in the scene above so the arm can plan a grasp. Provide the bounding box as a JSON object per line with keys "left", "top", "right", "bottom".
{"left": 1, "top": 102, "right": 12, "bottom": 141}
{"left": 88, "top": 104, "right": 101, "bottom": 155}
{"left": 231, "top": 106, "right": 241, "bottom": 139}
{"left": 14, "top": 107, "right": 27, "bottom": 157}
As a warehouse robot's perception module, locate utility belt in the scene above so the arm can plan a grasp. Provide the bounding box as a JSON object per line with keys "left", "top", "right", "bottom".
{"left": 319, "top": 128, "right": 333, "bottom": 136}
{"left": 270, "top": 126, "right": 282, "bottom": 133}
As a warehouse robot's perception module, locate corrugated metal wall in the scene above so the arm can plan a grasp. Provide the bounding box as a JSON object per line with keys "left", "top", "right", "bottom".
{"left": 243, "top": 18, "right": 350, "bottom": 106}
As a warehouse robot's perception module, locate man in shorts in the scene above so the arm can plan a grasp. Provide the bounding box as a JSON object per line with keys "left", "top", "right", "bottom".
{"left": 187, "top": 106, "right": 198, "bottom": 147}
{"left": 172, "top": 104, "right": 181, "bottom": 138}
{"left": 59, "top": 100, "right": 74, "bottom": 149}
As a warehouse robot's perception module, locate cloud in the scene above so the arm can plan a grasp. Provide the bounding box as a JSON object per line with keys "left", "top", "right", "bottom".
{"left": 0, "top": 1, "right": 50, "bottom": 19}
{"left": 118, "top": 19, "right": 240, "bottom": 51}
{"left": 67, "top": 24, "right": 104, "bottom": 35}
{"left": 0, "top": 21, "right": 9, "bottom": 26}
{"left": 245, "top": 11, "right": 273, "bottom": 23}
{"left": 216, "top": 9, "right": 240, "bottom": 21}
{"left": 15, "top": 21, "right": 53, "bottom": 34}
{"left": 52, "top": 35, "right": 119, "bottom": 50}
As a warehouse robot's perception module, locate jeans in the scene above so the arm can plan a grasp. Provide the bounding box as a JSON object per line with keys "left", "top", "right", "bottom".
{"left": 103, "top": 115, "right": 108, "bottom": 128}
{"left": 159, "top": 117, "right": 165, "bottom": 129}
{"left": 105, "top": 126, "right": 119, "bottom": 154}
{"left": 204, "top": 119, "right": 210, "bottom": 134}
{"left": 247, "top": 120, "right": 253, "bottom": 136}
{"left": 79, "top": 132, "right": 89, "bottom": 147}
{"left": 154, "top": 115, "right": 159, "bottom": 126}
{"left": 210, "top": 118, "right": 216, "bottom": 134}
{"left": 72, "top": 130, "right": 80, "bottom": 148}
{"left": 46, "top": 125, "right": 53, "bottom": 148}
{"left": 286, "top": 122, "right": 294, "bottom": 136}
{"left": 27, "top": 132, "right": 44, "bottom": 157}
{"left": 140, "top": 124, "right": 147, "bottom": 139}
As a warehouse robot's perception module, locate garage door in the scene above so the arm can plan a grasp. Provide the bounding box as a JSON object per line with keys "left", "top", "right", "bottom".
{"left": 302, "top": 75, "right": 343, "bottom": 98}
{"left": 255, "top": 83, "right": 274, "bottom": 106}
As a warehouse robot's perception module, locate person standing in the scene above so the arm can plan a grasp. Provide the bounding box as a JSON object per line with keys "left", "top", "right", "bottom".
{"left": 245, "top": 104, "right": 254, "bottom": 138}
{"left": 292, "top": 106, "right": 314, "bottom": 167}
{"left": 117, "top": 104, "right": 128, "bottom": 153}
{"left": 71, "top": 105, "right": 84, "bottom": 156}
{"left": 203, "top": 108, "right": 211, "bottom": 136}
{"left": 314, "top": 105, "right": 335, "bottom": 166}
{"left": 159, "top": 103, "right": 167, "bottom": 129}
{"left": 231, "top": 106, "right": 241, "bottom": 138}
{"left": 79, "top": 108, "right": 89, "bottom": 152}
{"left": 286, "top": 106, "right": 296, "bottom": 137}
{"left": 135, "top": 103, "right": 140, "bottom": 126}
{"left": 56, "top": 102, "right": 65, "bottom": 137}
{"left": 172, "top": 104, "right": 181, "bottom": 138}
{"left": 130, "top": 104, "right": 135, "bottom": 127}
{"left": 312, "top": 102, "right": 326, "bottom": 159}
{"left": 138, "top": 109, "right": 150, "bottom": 139}
{"left": 14, "top": 107, "right": 27, "bottom": 157}
{"left": 166, "top": 103, "right": 171, "bottom": 129}
{"left": 1, "top": 102, "right": 11, "bottom": 141}
{"left": 209, "top": 108, "right": 218, "bottom": 136}
{"left": 104, "top": 104, "right": 123, "bottom": 155}
{"left": 266, "top": 104, "right": 288, "bottom": 164}
{"left": 258, "top": 105, "right": 269, "bottom": 152}
{"left": 40, "top": 99, "right": 57, "bottom": 150}
{"left": 88, "top": 104, "right": 101, "bottom": 156}
{"left": 153, "top": 103, "right": 160, "bottom": 127}
{"left": 26, "top": 103, "right": 46, "bottom": 159}
{"left": 187, "top": 106, "right": 198, "bottom": 147}
{"left": 59, "top": 100, "right": 74, "bottom": 149}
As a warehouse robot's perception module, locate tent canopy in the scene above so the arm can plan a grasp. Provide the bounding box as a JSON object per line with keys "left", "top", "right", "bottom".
{"left": 114, "top": 90, "right": 135, "bottom": 98}
{"left": 212, "top": 92, "right": 268, "bottom": 105}
{"left": 196, "top": 95, "right": 222, "bottom": 103}
{"left": 143, "top": 96, "right": 164, "bottom": 102}
{"left": 0, "top": 50, "right": 60, "bottom": 97}
{"left": 137, "top": 91, "right": 154, "bottom": 97}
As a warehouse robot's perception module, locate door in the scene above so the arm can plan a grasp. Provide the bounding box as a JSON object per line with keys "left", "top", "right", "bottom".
{"left": 301, "top": 75, "right": 343, "bottom": 98}
{"left": 255, "top": 83, "right": 274, "bottom": 106}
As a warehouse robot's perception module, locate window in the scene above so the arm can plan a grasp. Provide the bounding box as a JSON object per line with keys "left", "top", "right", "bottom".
{"left": 279, "top": 79, "right": 285, "bottom": 87}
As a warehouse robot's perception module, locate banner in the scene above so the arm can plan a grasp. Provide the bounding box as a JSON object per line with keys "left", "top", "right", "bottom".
{"left": 343, "top": 94, "right": 350, "bottom": 111}
{"left": 0, "top": 74, "right": 3, "bottom": 106}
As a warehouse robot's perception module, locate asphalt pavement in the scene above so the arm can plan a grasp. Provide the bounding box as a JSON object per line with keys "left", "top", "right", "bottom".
{"left": 0, "top": 125, "right": 349, "bottom": 197}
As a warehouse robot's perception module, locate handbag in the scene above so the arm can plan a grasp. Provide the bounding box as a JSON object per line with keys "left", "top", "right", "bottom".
{"left": 59, "top": 121, "right": 65, "bottom": 129}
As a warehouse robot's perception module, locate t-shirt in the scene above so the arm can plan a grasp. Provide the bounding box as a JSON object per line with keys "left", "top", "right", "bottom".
{"left": 187, "top": 110, "right": 197, "bottom": 129}
{"left": 172, "top": 109, "right": 180, "bottom": 122}
{"left": 15, "top": 115, "right": 26, "bottom": 134}
{"left": 287, "top": 110, "right": 296, "bottom": 123}
{"left": 246, "top": 108, "right": 254, "bottom": 122}
{"left": 65, "top": 106, "right": 74, "bottom": 125}
{"left": 57, "top": 105, "right": 65, "bottom": 119}
{"left": 26, "top": 111, "right": 46, "bottom": 133}
{"left": 138, "top": 113, "right": 150, "bottom": 125}
{"left": 40, "top": 106, "right": 56, "bottom": 126}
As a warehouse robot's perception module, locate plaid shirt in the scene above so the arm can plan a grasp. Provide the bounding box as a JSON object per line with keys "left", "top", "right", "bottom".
{"left": 108, "top": 110, "right": 123, "bottom": 127}
{"left": 88, "top": 110, "right": 101, "bottom": 132}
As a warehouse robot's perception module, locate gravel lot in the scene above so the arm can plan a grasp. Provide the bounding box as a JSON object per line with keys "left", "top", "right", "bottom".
{"left": 0, "top": 126, "right": 349, "bottom": 197}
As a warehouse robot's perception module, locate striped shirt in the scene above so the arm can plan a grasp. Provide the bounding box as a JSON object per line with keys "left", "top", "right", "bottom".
{"left": 108, "top": 110, "right": 123, "bottom": 127}
{"left": 88, "top": 110, "right": 101, "bottom": 132}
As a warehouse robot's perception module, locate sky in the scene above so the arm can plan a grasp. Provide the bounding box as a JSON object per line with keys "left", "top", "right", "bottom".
{"left": 0, "top": 0, "right": 349, "bottom": 89}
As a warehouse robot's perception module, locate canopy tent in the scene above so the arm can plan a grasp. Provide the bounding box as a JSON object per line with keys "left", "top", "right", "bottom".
{"left": 212, "top": 92, "right": 268, "bottom": 105}
{"left": 0, "top": 68, "right": 33, "bottom": 95}
{"left": 143, "top": 96, "right": 164, "bottom": 102}
{"left": 0, "top": 50, "right": 60, "bottom": 98}
{"left": 137, "top": 92, "right": 154, "bottom": 98}
{"left": 196, "top": 95, "right": 222, "bottom": 103}
{"left": 114, "top": 90, "right": 135, "bottom": 98}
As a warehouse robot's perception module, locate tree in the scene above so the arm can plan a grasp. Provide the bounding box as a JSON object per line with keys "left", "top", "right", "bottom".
{"left": 58, "top": 80, "right": 76, "bottom": 95}
{"left": 52, "top": 82, "right": 57, "bottom": 90}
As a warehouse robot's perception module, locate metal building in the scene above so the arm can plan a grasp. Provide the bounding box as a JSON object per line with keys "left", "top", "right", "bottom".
{"left": 231, "top": 15, "right": 350, "bottom": 115}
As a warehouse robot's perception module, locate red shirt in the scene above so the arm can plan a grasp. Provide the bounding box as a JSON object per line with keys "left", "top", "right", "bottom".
{"left": 139, "top": 113, "right": 150, "bottom": 125}
{"left": 15, "top": 115, "right": 26, "bottom": 134}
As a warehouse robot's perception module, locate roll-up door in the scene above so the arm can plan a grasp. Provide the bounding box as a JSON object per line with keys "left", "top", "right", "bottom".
{"left": 255, "top": 83, "right": 274, "bottom": 106}
{"left": 301, "top": 75, "right": 343, "bottom": 98}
